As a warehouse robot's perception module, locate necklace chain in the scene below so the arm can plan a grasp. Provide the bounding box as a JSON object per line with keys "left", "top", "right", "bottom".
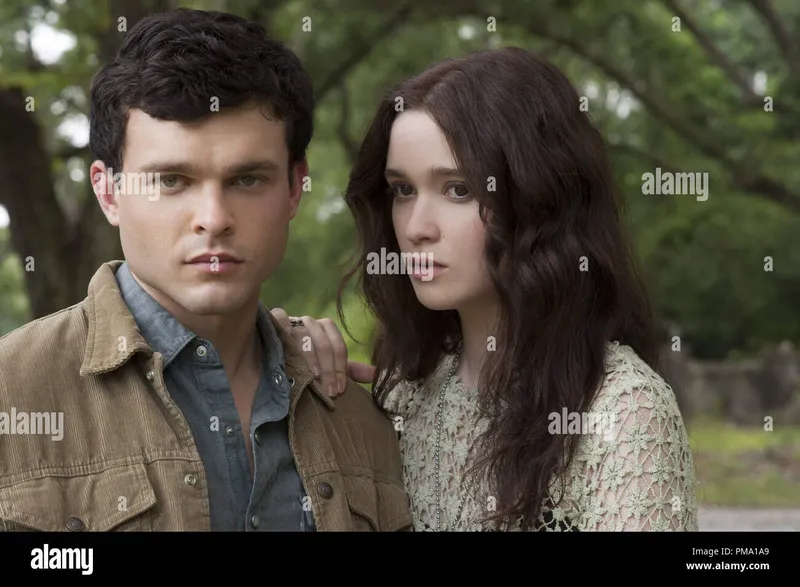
{"left": 434, "top": 350, "right": 475, "bottom": 531}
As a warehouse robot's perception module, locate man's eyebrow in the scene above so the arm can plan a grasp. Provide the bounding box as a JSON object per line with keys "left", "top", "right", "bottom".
{"left": 384, "top": 166, "right": 463, "bottom": 179}
{"left": 137, "top": 159, "right": 283, "bottom": 175}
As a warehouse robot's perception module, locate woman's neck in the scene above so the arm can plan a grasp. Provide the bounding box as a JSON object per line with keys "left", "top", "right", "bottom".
{"left": 455, "top": 298, "right": 500, "bottom": 390}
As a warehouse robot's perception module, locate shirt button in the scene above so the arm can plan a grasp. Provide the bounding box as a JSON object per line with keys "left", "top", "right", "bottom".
{"left": 66, "top": 517, "right": 85, "bottom": 532}
{"left": 317, "top": 482, "right": 334, "bottom": 499}
{"left": 250, "top": 514, "right": 260, "bottom": 529}
{"left": 184, "top": 473, "right": 197, "bottom": 487}
{"left": 225, "top": 426, "right": 234, "bottom": 436}
{"left": 273, "top": 371, "right": 283, "bottom": 386}
{"left": 196, "top": 345, "right": 207, "bottom": 357}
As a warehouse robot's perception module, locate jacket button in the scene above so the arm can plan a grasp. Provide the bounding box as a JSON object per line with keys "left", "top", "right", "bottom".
{"left": 317, "top": 482, "right": 333, "bottom": 499}
{"left": 146, "top": 371, "right": 154, "bottom": 380}
{"left": 184, "top": 473, "right": 197, "bottom": 487}
{"left": 66, "top": 517, "right": 85, "bottom": 532}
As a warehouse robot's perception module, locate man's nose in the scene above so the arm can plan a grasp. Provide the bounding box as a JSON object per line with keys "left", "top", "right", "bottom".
{"left": 191, "top": 184, "right": 234, "bottom": 236}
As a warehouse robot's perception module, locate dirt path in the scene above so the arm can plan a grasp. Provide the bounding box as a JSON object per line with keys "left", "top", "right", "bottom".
{"left": 698, "top": 507, "right": 800, "bottom": 531}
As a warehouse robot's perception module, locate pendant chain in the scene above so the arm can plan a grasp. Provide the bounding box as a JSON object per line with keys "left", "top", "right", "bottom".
{"left": 434, "top": 350, "right": 475, "bottom": 531}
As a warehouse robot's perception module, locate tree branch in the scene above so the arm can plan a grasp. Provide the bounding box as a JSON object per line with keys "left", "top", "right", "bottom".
{"left": 337, "top": 84, "right": 358, "bottom": 164}
{"left": 314, "top": 5, "right": 411, "bottom": 104}
{"left": 662, "top": 0, "right": 761, "bottom": 105}
{"left": 527, "top": 21, "right": 731, "bottom": 163}
{"left": 746, "top": 0, "right": 800, "bottom": 76}
{"left": 611, "top": 142, "right": 800, "bottom": 213}
{"left": 609, "top": 143, "right": 681, "bottom": 176}
{"left": 521, "top": 21, "right": 799, "bottom": 211}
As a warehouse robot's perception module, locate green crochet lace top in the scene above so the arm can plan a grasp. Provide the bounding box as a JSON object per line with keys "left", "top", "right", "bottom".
{"left": 382, "top": 341, "right": 699, "bottom": 531}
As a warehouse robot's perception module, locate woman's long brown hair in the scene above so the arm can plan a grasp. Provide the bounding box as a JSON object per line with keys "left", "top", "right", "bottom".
{"left": 336, "top": 46, "right": 659, "bottom": 528}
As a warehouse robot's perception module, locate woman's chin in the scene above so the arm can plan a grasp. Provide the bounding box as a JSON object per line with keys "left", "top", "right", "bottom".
{"left": 411, "top": 288, "right": 460, "bottom": 312}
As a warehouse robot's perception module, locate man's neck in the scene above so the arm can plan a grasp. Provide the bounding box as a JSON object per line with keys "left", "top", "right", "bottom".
{"left": 128, "top": 270, "right": 262, "bottom": 380}
{"left": 190, "top": 310, "right": 262, "bottom": 381}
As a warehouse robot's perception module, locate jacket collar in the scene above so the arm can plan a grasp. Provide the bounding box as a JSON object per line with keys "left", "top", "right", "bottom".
{"left": 79, "top": 260, "right": 335, "bottom": 409}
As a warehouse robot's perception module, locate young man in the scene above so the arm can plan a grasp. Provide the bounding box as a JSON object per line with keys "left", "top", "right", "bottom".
{"left": 0, "top": 8, "right": 410, "bottom": 532}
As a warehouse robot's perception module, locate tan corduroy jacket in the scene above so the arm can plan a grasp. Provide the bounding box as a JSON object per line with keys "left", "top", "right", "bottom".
{"left": 0, "top": 261, "right": 412, "bottom": 532}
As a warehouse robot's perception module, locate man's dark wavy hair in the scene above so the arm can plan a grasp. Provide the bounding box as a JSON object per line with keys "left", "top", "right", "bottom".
{"left": 337, "top": 46, "right": 659, "bottom": 529}
{"left": 89, "top": 8, "right": 314, "bottom": 177}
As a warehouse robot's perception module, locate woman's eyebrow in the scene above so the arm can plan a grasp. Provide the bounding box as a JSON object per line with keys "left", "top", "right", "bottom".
{"left": 384, "top": 166, "right": 463, "bottom": 179}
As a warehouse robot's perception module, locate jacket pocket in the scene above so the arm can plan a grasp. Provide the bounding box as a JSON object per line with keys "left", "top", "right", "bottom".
{"left": 0, "top": 462, "right": 157, "bottom": 532}
{"left": 343, "top": 474, "right": 413, "bottom": 532}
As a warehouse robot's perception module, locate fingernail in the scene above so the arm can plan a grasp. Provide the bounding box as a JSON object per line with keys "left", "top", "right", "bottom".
{"left": 313, "top": 365, "right": 320, "bottom": 377}
{"left": 327, "top": 383, "right": 337, "bottom": 396}
{"left": 339, "top": 380, "right": 345, "bottom": 393}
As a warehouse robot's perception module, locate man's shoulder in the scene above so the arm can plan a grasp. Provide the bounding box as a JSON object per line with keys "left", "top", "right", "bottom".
{"left": 0, "top": 301, "right": 89, "bottom": 386}
{"left": 327, "top": 380, "right": 394, "bottom": 429}
{"left": 310, "top": 379, "right": 401, "bottom": 458}
{"left": 0, "top": 300, "right": 87, "bottom": 349}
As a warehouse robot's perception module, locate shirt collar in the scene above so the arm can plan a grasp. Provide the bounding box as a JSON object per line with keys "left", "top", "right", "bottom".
{"left": 115, "top": 261, "right": 287, "bottom": 372}
{"left": 115, "top": 261, "right": 195, "bottom": 368}
{"left": 79, "top": 260, "right": 334, "bottom": 409}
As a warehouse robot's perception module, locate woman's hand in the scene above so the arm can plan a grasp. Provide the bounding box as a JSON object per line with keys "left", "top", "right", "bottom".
{"left": 270, "top": 308, "right": 376, "bottom": 397}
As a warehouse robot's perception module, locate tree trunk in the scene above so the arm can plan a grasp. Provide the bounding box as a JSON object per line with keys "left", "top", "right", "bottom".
{"left": 0, "top": 0, "right": 175, "bottom": 320}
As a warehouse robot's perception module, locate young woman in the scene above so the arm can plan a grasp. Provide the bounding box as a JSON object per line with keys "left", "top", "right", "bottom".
{"left": 275, "top": 46, "right": 697, "bottom": 531}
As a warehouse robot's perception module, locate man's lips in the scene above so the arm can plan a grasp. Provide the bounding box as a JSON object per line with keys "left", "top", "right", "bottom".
{"left": 186, "top": 253, "right": 242, "bottom": 263}
{"left": 185, "top": 253, "right": 243, "bottom": 274}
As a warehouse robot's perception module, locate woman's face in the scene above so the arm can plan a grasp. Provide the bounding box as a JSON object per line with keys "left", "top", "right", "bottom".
{"left": 386, "top": 110, "right": 496, "bottom": 312}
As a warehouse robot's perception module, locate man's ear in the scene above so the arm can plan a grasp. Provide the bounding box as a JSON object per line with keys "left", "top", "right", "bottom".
{"left": 90, "top": 160, "right": 120, "bottom": 226}
{"left": 289, "top": 159, "right": 308, "bottom": 220}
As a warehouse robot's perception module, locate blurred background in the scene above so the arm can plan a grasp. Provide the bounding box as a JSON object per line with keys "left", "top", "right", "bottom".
{"left": 1, "top": 0, "right": 799, "bottom": 530}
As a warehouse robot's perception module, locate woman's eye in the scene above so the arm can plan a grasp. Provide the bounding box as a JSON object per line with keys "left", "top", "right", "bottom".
{"left": 391, "top": 183, "right": 415, "bottom": 197}
{"left": 446, "top": 183, "right": 470, "bottom": 199}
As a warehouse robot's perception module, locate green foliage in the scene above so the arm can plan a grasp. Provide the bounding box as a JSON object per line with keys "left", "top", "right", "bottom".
{"left": 0, "top": 229, "right": 29, "bottom": 335}
{"left": 0, "top": 0, "right": 799, "bottom": 361}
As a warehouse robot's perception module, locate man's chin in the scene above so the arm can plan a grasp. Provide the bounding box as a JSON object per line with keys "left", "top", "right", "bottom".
{"left": 171, "top": 285, "right": 255, "bottom": 316}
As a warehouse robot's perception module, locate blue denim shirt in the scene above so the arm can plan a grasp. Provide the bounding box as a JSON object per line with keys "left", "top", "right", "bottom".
{"left": 115, "top": 262, "right": 315, "bottom": 531}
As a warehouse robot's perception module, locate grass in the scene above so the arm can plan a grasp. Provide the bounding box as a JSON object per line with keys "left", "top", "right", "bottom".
{"left": 687, "top": 416, "right": 800, "bottom": 507}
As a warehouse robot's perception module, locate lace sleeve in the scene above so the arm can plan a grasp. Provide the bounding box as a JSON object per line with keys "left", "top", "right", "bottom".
{"left": 577, "top": 359, "right": 698, "bottom": 531}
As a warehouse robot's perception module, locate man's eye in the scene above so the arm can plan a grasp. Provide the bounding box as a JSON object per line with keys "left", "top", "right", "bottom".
{"left": 159, "top": 175, "right": 181, "bottom": 188}
{"left": 236, "top": 175, "right": 263, "bottom": 187}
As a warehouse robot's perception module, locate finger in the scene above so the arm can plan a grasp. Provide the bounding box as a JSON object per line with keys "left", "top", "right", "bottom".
{"left": 318, "top": 318, "right": 348, "bottom": 394}
{"left": 271, "top": 308, "right": 290, "bottom": 331}
{"left": 300, "top": 316, "right": 337, "bottom": 396}
{"left": 346, "top": 361, "right": 376, "bottom": 384}
{"left": 286, "top": 319, "right": 318, "bottom": 378}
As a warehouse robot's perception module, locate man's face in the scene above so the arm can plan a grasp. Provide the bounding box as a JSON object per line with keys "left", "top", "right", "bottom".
{"left": 91, "top": 105, "right": 305, "bottom": 318}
